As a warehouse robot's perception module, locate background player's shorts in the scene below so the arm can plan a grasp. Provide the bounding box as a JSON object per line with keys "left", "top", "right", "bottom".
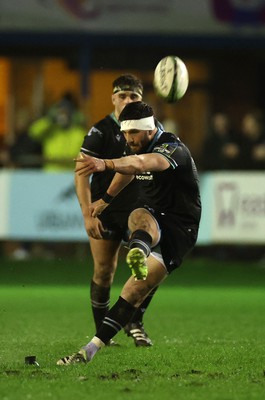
{"left": 99, "top": 209, "right": 130, "bottom": 241}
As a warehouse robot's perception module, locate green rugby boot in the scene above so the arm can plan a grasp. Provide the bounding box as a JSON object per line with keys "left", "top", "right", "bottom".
{"left": 126, "top": 248, "right": 148, "bottom": 280}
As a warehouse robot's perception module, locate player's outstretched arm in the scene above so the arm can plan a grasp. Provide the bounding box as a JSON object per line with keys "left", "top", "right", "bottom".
{"left": 74, "top": 152, "right": 170, "bottom": 176}
{"left": 74, "top": 153, "right": 106, "bottom": 176}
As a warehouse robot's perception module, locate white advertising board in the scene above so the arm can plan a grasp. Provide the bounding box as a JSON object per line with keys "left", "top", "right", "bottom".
{"left": 0, "top": 170, "right": 264, "bottom": 244}
{"left": 0, "top": 170, "right": 86, "bottom": 241}
{"left": 211, "top": 172, "right": 265, "bottom": 244}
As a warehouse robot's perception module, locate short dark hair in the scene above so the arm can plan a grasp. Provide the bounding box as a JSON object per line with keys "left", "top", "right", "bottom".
{"left": 112, "top": 74, "right": 143, "bottom": 96}
{"left": 119, "top": 101, "right": 153, "bottom": 122}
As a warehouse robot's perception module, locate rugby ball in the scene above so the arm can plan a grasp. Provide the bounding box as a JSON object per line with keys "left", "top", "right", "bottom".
{"left": 153, "top": 56, "right": 189, "bottom": 103}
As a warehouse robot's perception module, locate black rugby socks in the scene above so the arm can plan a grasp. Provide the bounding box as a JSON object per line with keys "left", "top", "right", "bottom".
{"left": 95, "top": 296, "right": 137, "bottom": 344}
{"left": 130, "top": 286, "right": 158, "bottom": 323}
{"left": 128, "top": 229, "right": 152, "bottom": 257}
{"left": 90, "top": 280, "right": 110, "bottom": 331}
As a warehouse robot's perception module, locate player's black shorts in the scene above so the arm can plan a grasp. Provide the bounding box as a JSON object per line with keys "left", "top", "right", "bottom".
{"left": 98, "top": 209, "right": 130, "bottom": 241}
{"left": 146, "top": 206, "right": 199, "bottom": 274}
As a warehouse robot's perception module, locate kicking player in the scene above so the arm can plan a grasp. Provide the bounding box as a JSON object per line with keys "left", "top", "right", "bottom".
{"left": 57, "top": 101, "right": 201, "bottom": 365}
{"left": 75, "top": 76, "right": 156, "bottom": 347}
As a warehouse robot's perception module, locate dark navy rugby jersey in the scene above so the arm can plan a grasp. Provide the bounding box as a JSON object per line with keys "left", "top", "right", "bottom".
{"left": 80, "top": 113, "right": 139, "bottom": 212}
{"left": 136, "top": 131, "right": 201, "bottom": 226}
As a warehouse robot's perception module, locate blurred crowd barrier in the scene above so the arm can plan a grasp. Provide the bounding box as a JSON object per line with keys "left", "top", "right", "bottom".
{"left": 0, "top": 169, "right": 264, "bottom": 245}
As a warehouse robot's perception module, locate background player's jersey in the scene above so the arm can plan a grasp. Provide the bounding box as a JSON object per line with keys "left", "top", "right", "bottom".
{"left": 137, "top": 131, "right": 201, "bottom": 226}
{"left": 80, "top": 113, "right": 138, "bottom": 212}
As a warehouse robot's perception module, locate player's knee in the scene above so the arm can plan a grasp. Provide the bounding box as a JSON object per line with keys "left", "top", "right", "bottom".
{"left": 93, "top": 264, "right": 116, "bottom": 286}
{"left": 129, "top": 208, "right": 152, "bottom": 231}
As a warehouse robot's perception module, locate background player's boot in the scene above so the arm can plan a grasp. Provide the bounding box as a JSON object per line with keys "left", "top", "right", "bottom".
{"left": 124, "top": 322, "right": 153, "bottom": 346}
{"left": 106, "top": 339, "right": 119, "bottom": 346}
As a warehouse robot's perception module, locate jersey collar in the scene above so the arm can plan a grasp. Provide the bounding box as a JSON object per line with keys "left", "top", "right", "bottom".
{"left": 145, "top": 127, "right": 164, "bottom": 153}
{"left": 110, "top": 112, "right": 120, "bottom": 126}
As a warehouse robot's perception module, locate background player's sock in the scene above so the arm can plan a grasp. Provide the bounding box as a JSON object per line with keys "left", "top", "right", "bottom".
{"left": 90, "top": 280, "right": 110, "bottom": 330}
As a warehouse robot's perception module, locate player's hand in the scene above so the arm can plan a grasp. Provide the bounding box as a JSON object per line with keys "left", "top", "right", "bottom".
{"left": 89, "top": 199, "right": 109, "bottom": 218}
{"left": 84, "top": 215, "right": 106, "bottom": 239}
{"left": 74, "top": 153, "right": 106, "bottom": 176}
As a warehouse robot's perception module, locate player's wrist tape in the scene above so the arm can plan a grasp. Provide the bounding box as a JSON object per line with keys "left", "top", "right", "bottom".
{"left": 103, "top": 159, "right": 115, "bottom": 170}
{"left": 102, "top": 192, "right": 114, "bottom": 204}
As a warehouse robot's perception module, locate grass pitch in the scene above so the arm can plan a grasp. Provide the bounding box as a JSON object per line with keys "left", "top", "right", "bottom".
{"left": 1, "top": 252, "right": 265, "bottom": 400}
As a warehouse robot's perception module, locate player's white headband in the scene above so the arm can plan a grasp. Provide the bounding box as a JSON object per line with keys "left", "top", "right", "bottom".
{"left": 120, "top": 116, "right": 155, "bottom": 131}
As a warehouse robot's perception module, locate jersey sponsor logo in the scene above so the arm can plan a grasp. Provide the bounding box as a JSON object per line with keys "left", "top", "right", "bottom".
{"left": 154, "top": 143, "right": 177, "bottom": 156}
{"left": 136, "top": 171, "right": 153, "bottom": 181}
{"left": 153, "top": 143, "right": 179, "bottom": 169}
